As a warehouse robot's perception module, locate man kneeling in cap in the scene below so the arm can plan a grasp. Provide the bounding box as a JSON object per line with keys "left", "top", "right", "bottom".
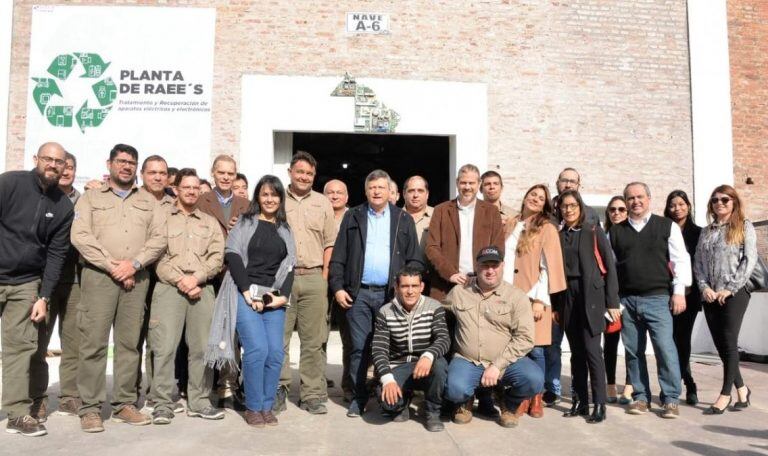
{"left": 444, "top": 246, "right": 543, "bottom": 427}
{"left": 371, "top": 266, "right": 450, "bottom": 432}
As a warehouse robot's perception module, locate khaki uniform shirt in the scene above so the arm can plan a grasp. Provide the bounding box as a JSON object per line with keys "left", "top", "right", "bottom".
{"left": 410, "top": 206, "right": 433, "bottom": 252}
{"left": 444, "top": 279, "right": 534, "bottom": 371}
{"left": 286, "top": 188, "right": 337, "bottom": 268}
{"left": 156, "top": 206, "right": 225, "bottom": 285}
{"left": 71, "top": 183, "right": 167, "bottom": 272}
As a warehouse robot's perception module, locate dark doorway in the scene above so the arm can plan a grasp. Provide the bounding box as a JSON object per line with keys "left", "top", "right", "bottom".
{"left": 292, "top": 132, "right": 450, "bottom": 207}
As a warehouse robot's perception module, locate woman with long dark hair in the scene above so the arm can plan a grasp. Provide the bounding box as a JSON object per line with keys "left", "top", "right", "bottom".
{"left": 694, "top": 185, "right": 757, "bottom": 414}
{"left": 663, "top": 190, "right": 702, "bottom": 405}
{"left": 553, "top": 190, "right": 620, "bottom": 423}
{"left": 601, "top": 196, "right": 632, "bottom": 404}
{"left": 208, "top": 175, "right": 296, "bottom": 428}
{"left": 502, "top": 184, "right": 566, "bottom": 418}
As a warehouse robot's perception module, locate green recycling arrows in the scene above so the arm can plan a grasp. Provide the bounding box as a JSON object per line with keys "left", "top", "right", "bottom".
{"left": 31, "top": 52, "right": 115, "bottom": 133}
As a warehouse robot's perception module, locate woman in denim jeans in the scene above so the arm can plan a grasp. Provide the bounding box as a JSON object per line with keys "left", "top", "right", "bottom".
{"left": 694, "top": 185, "right": 757, "bottom": 414}
{"left": 224, "top": 175, "right": 295, "bottom": 427}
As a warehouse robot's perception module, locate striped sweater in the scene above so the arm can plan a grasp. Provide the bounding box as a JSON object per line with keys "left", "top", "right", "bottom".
{"left": 372, "top": 295, "right": 451, "bottom": 384}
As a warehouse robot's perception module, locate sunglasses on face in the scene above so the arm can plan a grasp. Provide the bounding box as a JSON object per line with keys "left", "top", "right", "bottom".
{"left": 710, "top": 197, "right": 732, "bottom": 205}
{"left": 608, "top": 207, "right": 627, "bottom": 213}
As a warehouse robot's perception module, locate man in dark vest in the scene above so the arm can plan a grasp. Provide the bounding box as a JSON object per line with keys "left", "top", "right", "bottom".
{"left": 609, "top": 182, "right": 691, "bottom": 419}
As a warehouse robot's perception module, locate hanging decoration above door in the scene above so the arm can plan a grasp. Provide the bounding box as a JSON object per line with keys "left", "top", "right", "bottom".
{"left": 331, "top": 73, "right": 400, "bottom": 133}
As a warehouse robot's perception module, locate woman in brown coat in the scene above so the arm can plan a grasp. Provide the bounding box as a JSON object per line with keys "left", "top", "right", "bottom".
{"left": 502, "top": 184, "right": 566, "bottom": 418}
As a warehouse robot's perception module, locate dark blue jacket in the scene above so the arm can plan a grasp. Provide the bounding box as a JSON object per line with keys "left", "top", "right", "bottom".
{"left": 329, "top": 202, "right": 422, "bottom": 301}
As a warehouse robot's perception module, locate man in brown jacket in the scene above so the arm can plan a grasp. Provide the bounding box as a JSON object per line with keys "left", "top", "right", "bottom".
{"left": 425, "top": 164, "right": 504, "bottom": 301}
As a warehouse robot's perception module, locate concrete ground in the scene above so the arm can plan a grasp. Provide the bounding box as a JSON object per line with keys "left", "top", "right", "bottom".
{"left": 1, "top": 332, "right": 767, "bottom": 456}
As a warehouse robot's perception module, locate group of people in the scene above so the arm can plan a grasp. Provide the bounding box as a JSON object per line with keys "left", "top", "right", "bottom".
{"left": 0, "top": 141, "right": 759, "bottom": 437}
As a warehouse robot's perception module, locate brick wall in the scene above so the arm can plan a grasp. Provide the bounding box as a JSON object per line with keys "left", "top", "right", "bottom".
{"left": 7, "top": 0, "right": 693, "bottom": 213}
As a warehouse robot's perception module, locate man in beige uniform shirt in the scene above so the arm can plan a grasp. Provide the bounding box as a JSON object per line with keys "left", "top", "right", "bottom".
{"left": 480, "top": 170, "right": 515, "bottom": 227}
{"left": 443, "top": 246, "right": 543, "bottom": 428}
{"left": 275, "top": 151, "right": 337, "bottom": 415}
{"left": 71, "top": 144, "right": 167, "bottom": 432}
{"left": 148, "top": 169, "right": 225, "bottom": 424}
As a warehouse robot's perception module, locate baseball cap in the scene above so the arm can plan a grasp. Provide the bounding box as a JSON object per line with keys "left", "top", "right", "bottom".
{"left": 476, "top": 245, "right": 503, "bottom": 263}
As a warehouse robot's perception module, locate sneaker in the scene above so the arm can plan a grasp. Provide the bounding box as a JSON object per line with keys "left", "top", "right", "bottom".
{"left": 144, "top": 400, "right": 185, "bottom": 414}
{"left": 187, "top": 406, "right": 225, "bottom": 420}
{"left": 262, "top": 410, "right": 278, "bottom": 426}
{"left": 543, "top": 391, "right": 561, "bottom": 407}
{"left": 626, "top": 400, "right": 649, "bottom": 415}
{"left": 30, "top": 399, "right": 48, "bottom": 423}
{"left": 299, "top": 398, "right": 327, "bottom": 415}
{"left": 425, "top": 413, "right": 444, "bottom": 432}
{"left": 392, "top": 406, "right": 410, "bottom": 423}
{"left": 498, "top": 404, "right": 519, "bottom": 428}
{"left": 80, "top": 412, "right": 105, "bottom": 433}
{"left": 151, "top": 409, "right": 174, "bottom": 425}
{"left": 661, "top": 403, "right": 680, "bottom": 419}
{"left": 244, "top": 410, "right": 265, "bottom": 428}
{"left": 112, "top": 404, "right": 151, "bottom": 425}
{"left": 273, "top": 385, "right": 288, "bottom": 415}
{"left": 56, "top": 397, "right": 82, "bottom": 416}
{"left": 6, "top": 415, "right": 47, "bottom": 437}
{"left": 346, "top": 401, "right": 363, "bottom": 418}
{"left": 452, "top": 399, "right": 473, "bottom": 425}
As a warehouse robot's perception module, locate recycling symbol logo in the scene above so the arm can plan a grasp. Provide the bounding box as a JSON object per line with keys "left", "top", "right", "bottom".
{"left": 31, "top": 53, "right": 116, "bottom": 133}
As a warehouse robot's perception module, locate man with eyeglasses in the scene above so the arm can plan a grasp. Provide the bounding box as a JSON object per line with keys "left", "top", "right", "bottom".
{"left": 0, "top": 142, "right": 74, "bottom": 437}
{"left": 28, "top": 151, "right": 83, "bottom": 423}
{"left": 554, "top": 168, "right": 600, "bottom": 226}
{"left": 71, "top": 144, "right": 167, "bottom": 432}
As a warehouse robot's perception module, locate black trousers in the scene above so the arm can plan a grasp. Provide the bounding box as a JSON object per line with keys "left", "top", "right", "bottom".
{"left": 672, "top": 292, "right": 700, "bottom": 389}
{"left": 703, "top": 287, "right": 750, "bottom": 395}
{"left": 564, "top": 278, "right": 607, "bottom": 404}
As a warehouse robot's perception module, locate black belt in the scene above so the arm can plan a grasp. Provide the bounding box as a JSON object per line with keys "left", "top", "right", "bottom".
{"left": 359, "top": 283, "right": 387, "bottom": 292}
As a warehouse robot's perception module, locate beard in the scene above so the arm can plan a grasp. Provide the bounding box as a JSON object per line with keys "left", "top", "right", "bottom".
{"left": 36, "top": 167, "right": 61, "bottom": 188}
{"left": 112, "top": 173, "right": 135, "bottom": 187}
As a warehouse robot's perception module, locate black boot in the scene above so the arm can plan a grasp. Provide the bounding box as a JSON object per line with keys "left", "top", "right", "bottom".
{"left": 685, "top": 383, "right": 698, "bottom": 406}
{"left": 587, "top": 404, "right": 606, "bottom": 423}
{"left": 563, "top": 400, "right": 589, "bottom": 417}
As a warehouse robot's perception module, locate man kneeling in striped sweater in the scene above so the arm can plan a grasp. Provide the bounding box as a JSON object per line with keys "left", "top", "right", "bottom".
{"left": 372, "top": 266, "right": 451, "bottom": 432}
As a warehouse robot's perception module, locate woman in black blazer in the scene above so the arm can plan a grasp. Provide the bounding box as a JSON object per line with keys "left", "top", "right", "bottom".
{"left": 553, "top": 190, "right": 621, "bottom": 423}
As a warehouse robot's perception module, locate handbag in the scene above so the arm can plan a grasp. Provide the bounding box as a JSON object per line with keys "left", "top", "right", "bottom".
{"left": 605, "top": 314, "right": 622, "bottom": 334}
{"left": 746, "top": 256, "right": 768, "bottom": 293}
{"left": 592, "top": 227, "right": 607, "bottom": 277}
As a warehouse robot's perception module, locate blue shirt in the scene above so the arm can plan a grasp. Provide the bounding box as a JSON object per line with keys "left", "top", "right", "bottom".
{"left": 361, "top": 205, "right": 391, "bottom": 286}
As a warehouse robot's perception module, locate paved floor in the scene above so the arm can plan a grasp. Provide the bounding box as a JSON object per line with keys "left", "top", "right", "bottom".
{"left": 1, "top": 332, "right": 767, "bottom": 456}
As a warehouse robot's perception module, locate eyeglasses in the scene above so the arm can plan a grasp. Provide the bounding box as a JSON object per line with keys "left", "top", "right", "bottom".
{"left": 560, "top": 203, "right": 579, "bottom": 211}
{"left": 558, "top": 178, "right": 579, "bottom": 185}
{"left": 710, "top": 196, "right": 732, "bottom": 205}
{"left": 112, "top": 158, "right": 138, "bottom": 168}
{"left": 608, "top": 207, "right": 627, "bottom": 213}
{"left": 37, "top": 155, "right": 66, "bottom": 167}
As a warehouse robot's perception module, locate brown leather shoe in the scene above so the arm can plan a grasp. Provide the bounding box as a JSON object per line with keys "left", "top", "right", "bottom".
{"left": 528, "top": 393, "right": 544, "bottom": 418}
{"left": 452, "top": 398, "right": 474, "bottom": 424}
{"left": 245, "top": 410, "right": 265, "bottom": 428}
{"left": 498, "top": 404, "right": 519, "bottom": 428}
{"left": 262, "top": 410, "right": 278, "bottom": 426}
{"left": 57, "top": 397, "right": 82, "bottom": 416}
{"left": 514, "top": 399, "right": 530, "bottom": 418}
{"left": 31, "top": 399, "right": 48, "bottom": 423}
{"left": 112, "top": 404, "right": 150, "bottom": 426}
{"left": 80, "top": 412, "right": 105, "bottom": 433}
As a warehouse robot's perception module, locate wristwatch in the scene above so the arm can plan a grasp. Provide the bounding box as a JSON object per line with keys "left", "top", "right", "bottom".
{"left": 131, "top": 259, "right": 142, "bottom": 271}
{"left": 37, "top": 296, "right": 50, "bottom": 304}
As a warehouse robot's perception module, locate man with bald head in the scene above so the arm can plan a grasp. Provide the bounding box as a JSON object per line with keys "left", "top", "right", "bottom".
{"left": 324, "top": 179, "right": 349, "bottom": 228}
{"left": 0, "top": 142, "right": 75, "bottom": 436}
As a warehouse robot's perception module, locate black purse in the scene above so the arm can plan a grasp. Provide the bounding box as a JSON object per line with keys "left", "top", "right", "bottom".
{"left": 746, "top": 256, "right": 768, "bottom": 293}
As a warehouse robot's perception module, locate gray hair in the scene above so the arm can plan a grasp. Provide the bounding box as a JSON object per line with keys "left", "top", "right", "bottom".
{"left": 457, "top": 163, "right": 480, "bottom": 178}
{"left": 623, "top": 181, "right": 651, "bottom": 199}
{"left": 364, "top": 169, "right": 391, "bottom": 190}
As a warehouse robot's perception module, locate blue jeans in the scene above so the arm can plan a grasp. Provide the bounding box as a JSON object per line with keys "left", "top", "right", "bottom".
{"left": 620, "top": 295, "right": 681, "bottom": 404}
{"left": 544, "top": 322, "right": 564, "bottom": 396}
{"left": 445, "top": 356, "right": 543, "bottom": 409}
{"left": 236, "top": 294, "right": 286, "bottom": 412}
{"left": 346, "top": 288, "right": 387, "bottom": 406}
{"left": 527, "top": 347, "right": 545, "bottom": 393}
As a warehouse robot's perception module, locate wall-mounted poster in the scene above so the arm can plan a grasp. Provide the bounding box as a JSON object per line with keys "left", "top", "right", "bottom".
{"left": 24, "top": 5, "right": 216, "bottom": 184}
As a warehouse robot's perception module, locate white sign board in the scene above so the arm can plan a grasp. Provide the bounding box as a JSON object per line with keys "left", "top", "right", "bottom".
{"left": 24, "top": 5, "right": 216, "bottom": 185}
{"left": 346, "top": 12, "right": 390, "bottom": 34}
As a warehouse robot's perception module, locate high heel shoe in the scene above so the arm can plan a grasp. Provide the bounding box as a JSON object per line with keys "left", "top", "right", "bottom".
{"left": 703, "top": 397, "right": 732, "bottom": 415}
{"left": 563, "top": 400, "right": 589, "bottom": 417}
{"left": 587, "top": 404, "right": 606, "bottom": 423}
{"left": 734, "top": 387, "right": 751, "bottom": 409}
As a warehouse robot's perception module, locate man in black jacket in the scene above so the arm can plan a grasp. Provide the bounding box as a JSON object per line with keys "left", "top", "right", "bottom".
{"left": 0, "top": 142, "right": 74, "bottom": 437}
{"left": 329, "top": 169, "right": 422, "bottom": 418}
